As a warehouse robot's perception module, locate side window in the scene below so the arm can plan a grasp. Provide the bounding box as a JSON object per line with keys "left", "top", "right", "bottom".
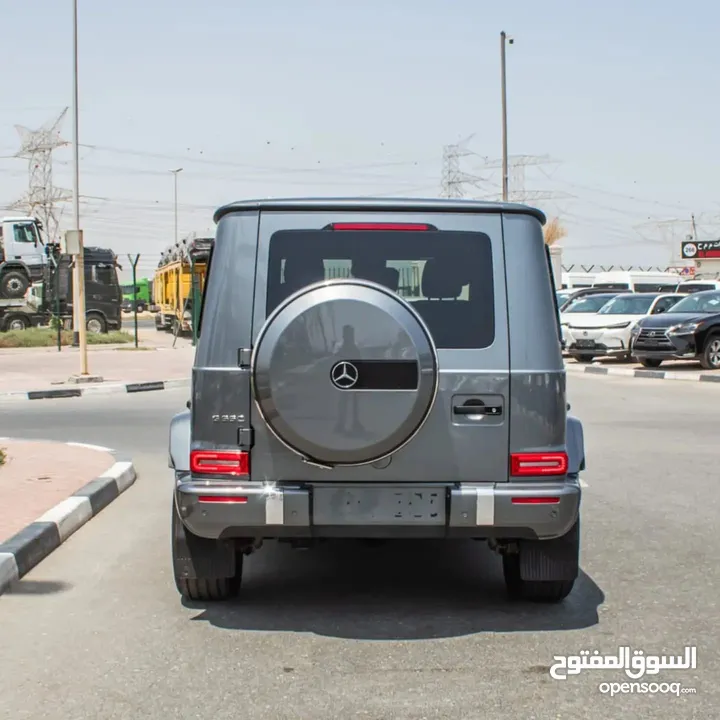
{"left": 196, "top": 248, "right": 213, "bottom": 338}
{"left": 14, "top": 224, "right": 36, "bottom": 244}
{"left": 653, "top": 297, "right": 677, "bottom": 313}
{"left": 87, "top": 266, "right": 114, "bottom": 285}
{"left": 544, "top": 245, "right": 562, "bottom": 343}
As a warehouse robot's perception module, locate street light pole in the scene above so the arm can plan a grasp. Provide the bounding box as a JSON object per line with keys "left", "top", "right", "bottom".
{"left": 500, "top": 31, "right": 513, "bottom": 203}
{"left": 171, "top": 168, "right": 183, "bottom": 245}
{"left": 71, "top": 0, "right": 88, "bottom": 374}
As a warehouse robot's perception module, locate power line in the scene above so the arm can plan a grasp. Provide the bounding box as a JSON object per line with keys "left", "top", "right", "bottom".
{"left": 78, "top": 143, "right": 436, "bottom": 177}
{"left": 474, "top": 154, "right": 568, "bottom": 202}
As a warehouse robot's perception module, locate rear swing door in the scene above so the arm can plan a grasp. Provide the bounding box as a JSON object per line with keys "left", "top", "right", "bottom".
{"left": 249, "top": 210, "right": 510, "bottom": 495}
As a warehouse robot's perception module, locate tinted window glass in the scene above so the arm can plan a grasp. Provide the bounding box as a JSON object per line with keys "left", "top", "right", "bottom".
{"left": 563, "top": 295, "right": 616, "bottom": 313}
{"left": 653, "top": 296, "right": 681, "bottom": 313}
{"left": 679, "top": 283, "right": 718, "bottom": 293}
{"left": 266, "top": 229, "right": 495, "bottom": 349}
{"left": 593, "top": 282, "right": 629, "bottom": 290}
{"left": 635, "top": 282, "right": 677, "bottom": 292}
{"left": 13, "top": 223, "right": 38, "bottom": 244}
{"left": 667, "top": 291, "right": 720, "bottom": 314}
{"left": 598, "top": 295, "right": 656, "bottom": 314}
{"left": 89, "top": 266, "right": 115, "bottom": 285}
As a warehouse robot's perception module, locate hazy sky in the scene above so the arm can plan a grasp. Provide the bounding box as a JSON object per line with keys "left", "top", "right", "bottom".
{"left": 1, "top": 0, "right": 718, "bottom": 281}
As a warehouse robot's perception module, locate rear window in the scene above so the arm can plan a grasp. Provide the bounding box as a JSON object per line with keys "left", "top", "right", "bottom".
{"left": 635, "top": 282, "right": 677, "bottom": 292}
{"left": 679, "top": 283, "right": 718, "bottom": 293}
{"left": 266, "top": 228, "right": 495, "bottom": 349}
{"left": 593, "top": 282, "right": 630, "bottom": 290}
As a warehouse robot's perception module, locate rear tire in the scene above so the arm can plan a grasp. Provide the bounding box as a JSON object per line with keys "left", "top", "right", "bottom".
{"left": 176, "top": 575, "right": 241, "bottom": 602}
{"left": 86, "top": 314, "right": 107, "bottom": 334}
{"left": 502, "top": 521, "right": 579, "bottom": 603}
{"left": 638, "top": 357, "right": 662, "bottom": 368}
{"left": 4, "top": 314, "right": 30, "bottom": 331}
{"left": 172, "top": 498, "right": 242, "bottom": 602}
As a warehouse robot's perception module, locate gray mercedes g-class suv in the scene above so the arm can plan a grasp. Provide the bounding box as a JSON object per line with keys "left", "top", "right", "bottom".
{"left": 169, "top": 198, "right": 586, "bottom": 604}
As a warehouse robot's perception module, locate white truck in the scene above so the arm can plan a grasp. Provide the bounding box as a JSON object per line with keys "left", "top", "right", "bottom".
{"left": 0, "top": 216, "right": 47, "bottom": 299}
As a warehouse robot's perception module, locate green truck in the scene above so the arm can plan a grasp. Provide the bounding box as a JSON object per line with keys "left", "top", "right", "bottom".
{"left": 121, "top": 277, "right": 153, "bottom": 313}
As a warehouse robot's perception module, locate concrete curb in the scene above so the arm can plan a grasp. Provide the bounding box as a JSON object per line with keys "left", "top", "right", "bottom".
{"left": 0, "top": 377, "right": 190, "bottom": 403}
{"left": 565, "top": 363, "right": 720, "bottom": 383}
{"left": 0, "top": 441, "right": 137, "bottom": 596}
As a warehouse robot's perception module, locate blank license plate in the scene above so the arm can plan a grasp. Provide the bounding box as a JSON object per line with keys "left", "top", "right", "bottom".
{"left": 313, "top": 487, "right": 446, "bottom": 525}
{"left": 576, "top": 339, "right": 597, "bottom": 348}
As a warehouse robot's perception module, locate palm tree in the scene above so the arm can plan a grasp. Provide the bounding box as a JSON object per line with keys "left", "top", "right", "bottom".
{"left": 543, "top": 217, "right": 567, "bottom": 246}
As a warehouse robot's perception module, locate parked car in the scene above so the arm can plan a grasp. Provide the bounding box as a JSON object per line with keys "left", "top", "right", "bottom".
{"left": 168, "top": 197, "right": 587, "bottom": 605}
{"left": 564, "top": 293, "right": 683, "bottom": 362}
{"left": 559, "top": 293, "right": 619, "bottom": 351}
{"left": 630, "top": 289, "right": 720, "bottom": 369}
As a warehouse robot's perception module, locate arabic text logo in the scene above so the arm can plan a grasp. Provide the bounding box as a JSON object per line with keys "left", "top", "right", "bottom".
{"left": 549, "top": 646, "right": 697, "bottom": 681}
{"left": 331, "top": 361, "right": 359, "bottom": 389}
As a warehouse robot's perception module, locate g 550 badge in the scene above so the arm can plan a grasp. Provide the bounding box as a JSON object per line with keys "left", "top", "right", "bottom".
{"left": 211, "top": 414, "right": 245, "bottom": 423}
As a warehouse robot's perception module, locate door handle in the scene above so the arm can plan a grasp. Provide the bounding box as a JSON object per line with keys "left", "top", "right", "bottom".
{"left": 453, "top": 401, "right": 502, "bottom": 417}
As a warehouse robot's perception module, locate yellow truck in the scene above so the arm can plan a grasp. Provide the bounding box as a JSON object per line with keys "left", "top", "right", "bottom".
{"left": 153, "top": 236, "right": 212, "bottom": 339}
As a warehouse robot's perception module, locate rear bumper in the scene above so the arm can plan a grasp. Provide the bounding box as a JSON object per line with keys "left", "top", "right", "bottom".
{"left": 175, "top": 480, "right": 581, "bottom": 541}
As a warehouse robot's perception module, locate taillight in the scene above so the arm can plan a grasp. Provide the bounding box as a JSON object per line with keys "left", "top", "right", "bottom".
{"left": 190, "top": 450, "right": 249, "bottom": 477}
{"left": 510, "top": 452, "right": 568, "bottom": 477}
{"left": 327, "top": 222, "right": 433, "bottom": 231}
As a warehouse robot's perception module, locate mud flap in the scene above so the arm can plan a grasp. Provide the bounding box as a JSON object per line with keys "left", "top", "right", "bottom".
{"left": 518, "top": 520, "right": 579, "bottom": 582}
{"left": 172, "top": 501, "right": 236, "bottom": 581}
{"left": 566, "top": 415, "right": 586, "bottom": 476}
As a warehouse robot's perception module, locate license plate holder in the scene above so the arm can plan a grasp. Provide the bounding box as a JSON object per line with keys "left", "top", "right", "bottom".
{"left": 312, "top": 486, "right": 446, "bottom": 525}
{"left": 575, "top": 339, "right": 597, "bottom": 349}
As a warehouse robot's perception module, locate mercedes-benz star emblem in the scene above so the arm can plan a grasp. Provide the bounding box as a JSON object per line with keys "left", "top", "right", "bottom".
{"left": 331, "top": 361, "right": 359, "bottom": 389}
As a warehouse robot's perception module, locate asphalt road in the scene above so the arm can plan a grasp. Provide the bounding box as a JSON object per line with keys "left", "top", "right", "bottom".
{"left": 0, "top": 375, "right": 717, "bottom": 719}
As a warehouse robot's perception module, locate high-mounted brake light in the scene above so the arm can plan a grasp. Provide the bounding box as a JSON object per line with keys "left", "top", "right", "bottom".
{"left": 328, "top": 222, "right": 432, "bottom": 231}
{"left": 510, "top": 452, "right": 568, "bottom": 477}
{"left": 190, "top": 450, "right": 249, "bottom": 477}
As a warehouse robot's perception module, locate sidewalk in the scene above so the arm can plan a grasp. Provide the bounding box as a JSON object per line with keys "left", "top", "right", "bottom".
{"left": 0, "top": 439, "right": 115, "bottom": 543}
{"left": 0, "top": 344, "right": 194, "bottom": 395}
{"left": 565, "top": 357, "right": 720, "bottom": 383}
{"left": 0, "top": 439, "right": 137, "bottom": 594}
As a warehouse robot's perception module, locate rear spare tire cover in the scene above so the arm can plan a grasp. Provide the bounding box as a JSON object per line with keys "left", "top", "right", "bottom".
{"left": 252, "top": 279, "right": 438, "bottom": 466}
